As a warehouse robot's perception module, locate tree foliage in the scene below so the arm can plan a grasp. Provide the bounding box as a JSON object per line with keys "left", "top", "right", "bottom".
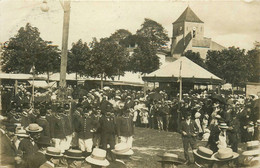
{"left": 1, "top": 23, "right": 60, "bottom": 74}
{"left": 246, "top": 48, "right": 260, "bottom": 82}
{"left": 205, "top": 47, "right": 252, "bottom": 86}
{"left": 68, "top": 39, "right": 90, "bottom": 76}
{"left": 110, "top": 29, "right": 132, "bottom": 44}
{"left": 183, "top": 50, "right": 207, "bottom": 69}
{"left": 86, "top": 38, "right": 129, "bottom": 79}
{"left": 136, "top": 18, "right": 169, "bottom": 50}
{"left": 128, "top": 36, "right": 160, "bottom": 74}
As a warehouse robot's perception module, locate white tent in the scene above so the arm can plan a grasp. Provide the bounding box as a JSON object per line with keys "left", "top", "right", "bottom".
{"left": 143, "top": 56, "right": 223, "bottom": 84}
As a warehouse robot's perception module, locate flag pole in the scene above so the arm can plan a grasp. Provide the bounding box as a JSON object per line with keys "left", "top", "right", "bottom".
{"left": 179, "top": 61, "right": 182, "bottom": 101}
{"left": 177, "top": 60, "right": 182, "bottom": 132}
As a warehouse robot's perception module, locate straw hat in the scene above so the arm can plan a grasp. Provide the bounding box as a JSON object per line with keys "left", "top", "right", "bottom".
{"left": 157, "top": 152, "right": 184, "bottom": 164}
{"left": 244, "top": 141, "right": 260, "bottom": 151}
{"left": 25, "top": 123, "right": 43, "bottom": 133}
{"left": 193, "top": 146, "right": 214, "bottom": 160}
{"left": 15, "top": 126, "right": 29, "bottom": 138}
{"left": 111, "top": 143, "right": 134, "bottom": 155}
{"left": 64, "top": 149, "right": 85, "bottom": 160}
{"left": 218, "top": 123, "right": 229, "bottom": 129}
{"left": 45, "top": 147, "right": 63, "bottom": 157}
{"left": 85, "top": 148, "right": 109, "bottom": 167}
{"left": 212, "top": 148, "right": 239, "bottom": 161}
{"left": 242, "top": 149, "right": 260, "bottom": 156}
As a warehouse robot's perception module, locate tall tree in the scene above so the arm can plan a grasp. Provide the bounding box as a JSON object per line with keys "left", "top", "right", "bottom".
{"left": 86, "top": 38, "right": 129, "bottom": 88}
{"left": 136, "top": 18, "right": 169, "bottom": 50}
{"left": 183, "top": 50, "right": 207, "bottom": 68}
{"left": 128, "top": 36, "right": 160, "bottom": 74}
{"left": 206, "top": 47, "right": 250, "bottom": 87}
{"left": 1, "top": 23, "right": 60, "bottom": 75}
{"left": 68, "top": 39, "right": 90, "bottom": 80}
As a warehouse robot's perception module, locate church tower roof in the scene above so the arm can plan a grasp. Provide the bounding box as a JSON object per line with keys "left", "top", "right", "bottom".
{"left": 173, "top": 6, "right": 204, "bottom": 24}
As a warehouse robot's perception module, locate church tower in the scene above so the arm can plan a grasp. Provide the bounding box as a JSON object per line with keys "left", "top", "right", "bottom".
{"left": 171, "top": 6, "right": 204, "bottom": 58}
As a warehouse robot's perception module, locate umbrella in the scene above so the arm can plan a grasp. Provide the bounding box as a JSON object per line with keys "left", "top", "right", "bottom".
{"left": 210, "top": 94, "right": 227, "bottom": 104}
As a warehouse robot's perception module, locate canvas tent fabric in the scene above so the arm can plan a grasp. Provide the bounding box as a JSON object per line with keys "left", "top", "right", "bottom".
{"left": 142, "top": 56, "right": 224, "bottom": 85}
{"left": 0, "top": 73, "right": 45, "bottom": 80}
{"left": 28, "top": 81, "right": 56, "bottom": 88}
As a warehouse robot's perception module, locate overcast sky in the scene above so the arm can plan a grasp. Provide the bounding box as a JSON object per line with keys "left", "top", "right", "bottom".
{"left": 1, "top": 0, "right": 260, "bottom": 50}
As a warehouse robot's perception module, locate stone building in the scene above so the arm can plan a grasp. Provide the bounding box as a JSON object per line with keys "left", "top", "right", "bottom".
{"left": 170, "top": 6, "right": 225, "bottom": 60}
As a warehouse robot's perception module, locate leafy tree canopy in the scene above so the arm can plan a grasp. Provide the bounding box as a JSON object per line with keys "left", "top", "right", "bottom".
{"left": 110, "top": 29, "right": 132, "bottom": 44}
{"left": 86, "top": 38, "right": 129, "bottom": 78}
{"left": 246, "top": 48, "right": 260, "bottom": 82}
{"left": 206, "top": 46, "right": 251, "bottom": 86}
{"left": 136, "top": 18, "right": 169, "bottom": 50}
{"left": 68, "top": 39, "right": 90, "bottom": 76}
{"left": 183, "top": 50, "right": 207, "bottom": 69}
{"left": 1, "top": 23, "right": 60, "bottom": 74}
{"left": 128, "top": 36, "right": 160, "bottom": 74}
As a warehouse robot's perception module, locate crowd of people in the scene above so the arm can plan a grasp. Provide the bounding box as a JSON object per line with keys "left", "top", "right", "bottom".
{"left": 0, "top": 84, "right": 260, "bottom": 168}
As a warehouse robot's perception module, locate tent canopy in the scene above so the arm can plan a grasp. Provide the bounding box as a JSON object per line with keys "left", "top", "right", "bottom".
{"left": 142, "top": 56, "right": 224, "bottom": 85}
{"left": 28, "top": 80, "right": 56, "bottom": 88}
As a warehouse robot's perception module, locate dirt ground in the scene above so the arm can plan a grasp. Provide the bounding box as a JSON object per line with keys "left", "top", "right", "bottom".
{"left": 126, "top": 127, "right": 246, "bottom": 168}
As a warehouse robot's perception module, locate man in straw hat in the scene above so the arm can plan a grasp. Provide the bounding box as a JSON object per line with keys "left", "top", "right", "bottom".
{"left": 14, "top": 126, "right": 29, "bottom": 150}
{"left": 157, "top": 152, "right": 184, "bottom": 168}
{"left": 85, "top": 148, "right": 110, "bottom": 168}
{"left": 193, "top": 146, "right": 214, "bottom": 168}
{"left": 108, "top": 142, "right": 134, "bottom": 168}
{"left": 19, "top": 123, "right": 43, "bottom": 161}
{"left": 211, "top": 147, "right": 239, "bottom": 168}
{"left": 39, "top": 147, "right": 63, "bottom": 168}
{"left": 64, "top": 149, "right": 85, "bottom": 168}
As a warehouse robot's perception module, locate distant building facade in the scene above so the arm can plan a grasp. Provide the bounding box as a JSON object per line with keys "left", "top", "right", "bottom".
{"left": 170, "top": 7, "right": 225, "bottom": 60}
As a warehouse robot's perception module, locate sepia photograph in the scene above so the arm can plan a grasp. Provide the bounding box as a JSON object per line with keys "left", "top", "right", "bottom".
{"left": 0, "top": 0, "right": 260, "bottom": 167}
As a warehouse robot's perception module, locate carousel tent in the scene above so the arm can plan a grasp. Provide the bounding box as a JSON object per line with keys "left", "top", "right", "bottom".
{"left": 142, "top": 56, "right": 224, "bottom": 85}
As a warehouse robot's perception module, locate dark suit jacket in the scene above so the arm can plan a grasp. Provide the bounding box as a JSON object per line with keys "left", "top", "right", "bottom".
{"left": 27, "top": 151, "right": 46, "bottom": 168}
{"left": 50, "top": 115, "right": 65, "bottom": 139}
{"left": 99, "top": 115, "right": 116, "bottom": 135}
{"left": 18, "top": 138, "right": 39, "bottom": 160}
{"left": 60, "top": 113, "right": 73, "bottom": 136}
{"left": 116, "top": 116, "right": 134, "bottom": 137}
{"left": 75, "top": 116, "right": 95, "bottom": 139}
{"left": 0, "top": 131, "right": 17, "bottom": 166}
{"left": 36, "top": 117, "right": 50, "bottom": 137}
{"left": 180, "top": 120, "right": 198, "bottom": 137}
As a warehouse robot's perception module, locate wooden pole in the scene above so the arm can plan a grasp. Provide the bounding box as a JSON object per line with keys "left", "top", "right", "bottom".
{"left": 179, "top": 61, "right": 182, "bottom": 101}
{"left": 59, "top": 0, "right": 71, "bottom": 89}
